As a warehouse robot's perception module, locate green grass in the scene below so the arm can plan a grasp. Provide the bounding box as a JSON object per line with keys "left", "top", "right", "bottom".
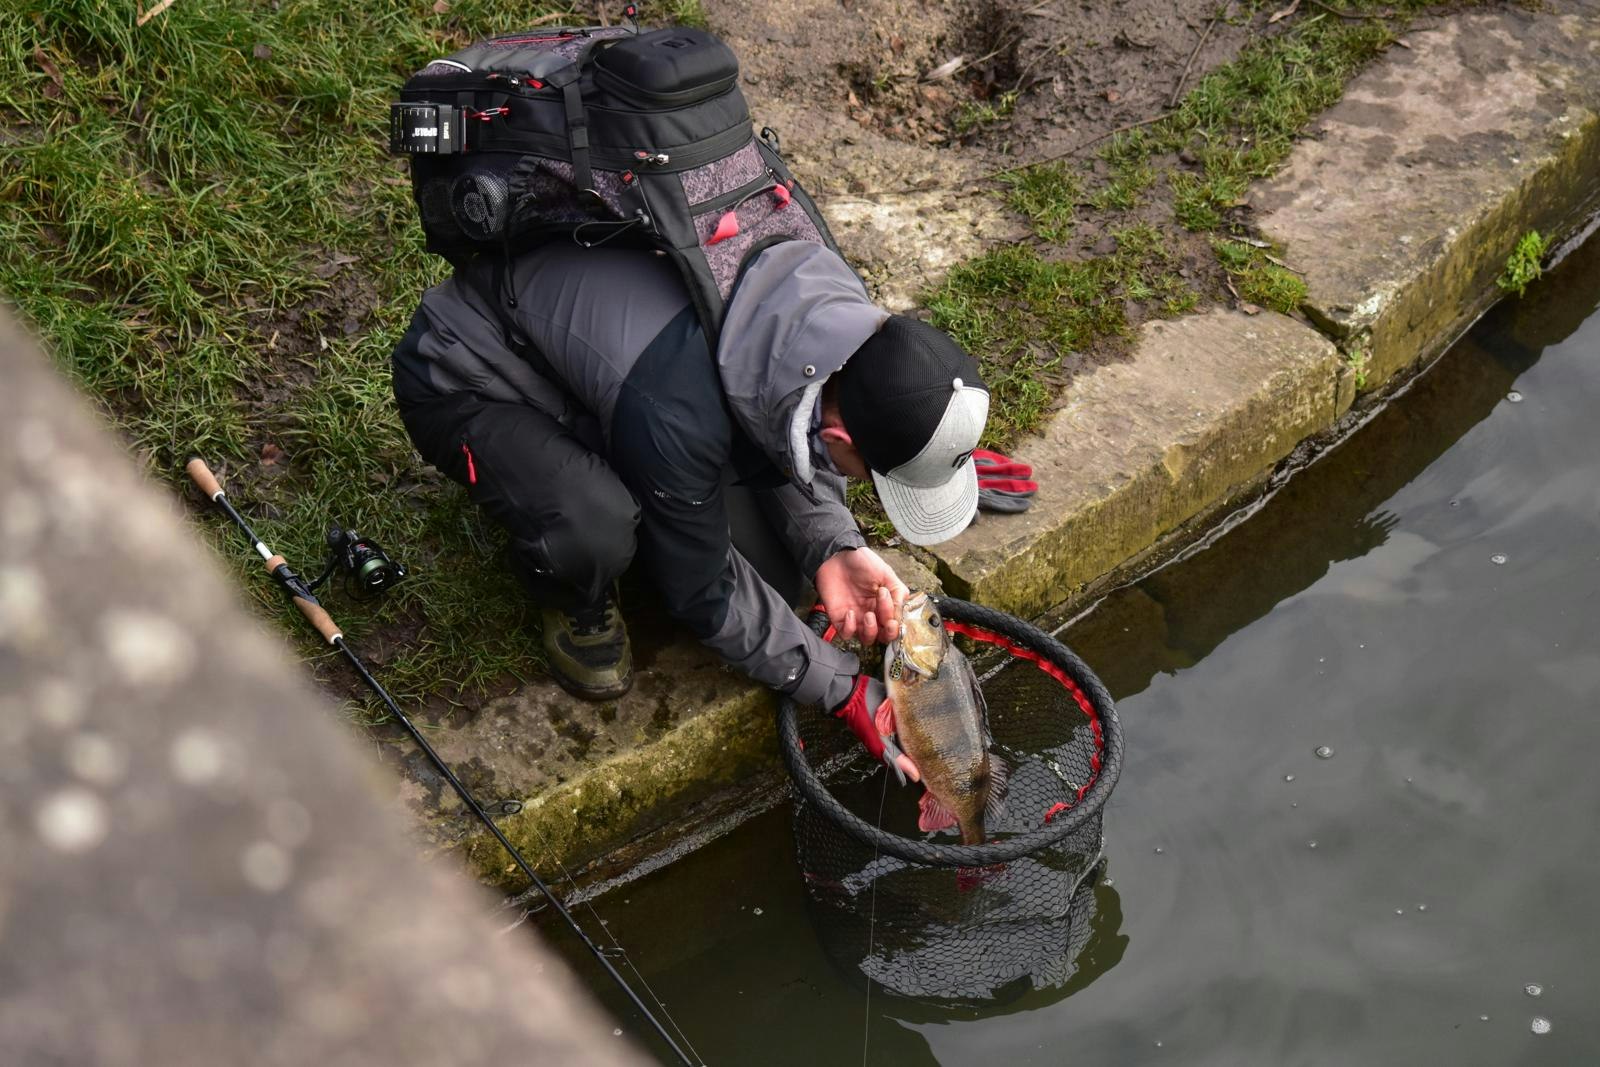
{"left": 926, "top": 225, "right": 1196, "bottom": 449}
{"left": 986, "top": 0, "right": 1441, "bottom": 304}
{"left": 0, "top": 0, "right": 583, "bottom": 706}
{"left": 1099, "top": 0, "right": 1447, "bottom": 202}
{"left": 955, "top": 90, "right": 1019, "bottom": 136}
{"left": 1345, "top": 343, "right": 1371, "bottom": 389}
{"left": 661, "top": 0, "right": 710, "bottom": 29}
{"left": 1088, "top": 159, "right": 1155, "bottom": 212}
{"left": 999, "top": 162, "right": 1081, "bottom": 243}
{"left": 1498, "top": 229, "right": 1549, "bottom": 297}
{"left": 1214, "top": 238, "right": 1307, "bottom": 312}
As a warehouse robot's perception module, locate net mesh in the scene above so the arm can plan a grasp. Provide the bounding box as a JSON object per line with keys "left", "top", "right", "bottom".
{"left": 781, "top": 597, "right": 1122, "bottom": 1002}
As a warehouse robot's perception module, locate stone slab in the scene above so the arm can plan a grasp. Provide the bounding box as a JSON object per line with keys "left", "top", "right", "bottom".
{"left": 927, "top": 309, "right": 1342, "bottom": 617}
{"left": 1254, "top": 8, "right": 1600, "bottom": 388}
{"left": 392, "top": 634, "right": 776, "bottom": 888}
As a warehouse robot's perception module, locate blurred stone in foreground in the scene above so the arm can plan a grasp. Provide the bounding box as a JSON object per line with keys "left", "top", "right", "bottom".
{"left": 0, "top": 305, "right": 645, "bottom": 1066}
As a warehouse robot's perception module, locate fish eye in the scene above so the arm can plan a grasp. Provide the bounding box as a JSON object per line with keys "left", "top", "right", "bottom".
{"left": 929, "top": 612, "right": 941, "bottom": 627}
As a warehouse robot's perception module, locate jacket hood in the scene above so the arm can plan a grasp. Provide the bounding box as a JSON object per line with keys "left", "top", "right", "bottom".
{"left": 716, "top": 241, "right": 888, "bottom": 485}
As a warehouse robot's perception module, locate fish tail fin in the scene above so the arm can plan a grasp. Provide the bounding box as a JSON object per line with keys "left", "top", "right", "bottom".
{"left": 918, "top": 790, "right": 959, "bottom": 833}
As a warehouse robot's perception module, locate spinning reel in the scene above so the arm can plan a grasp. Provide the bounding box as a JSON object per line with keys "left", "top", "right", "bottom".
{"left": 307, "top": 526, "right": 408, "bottom": 601}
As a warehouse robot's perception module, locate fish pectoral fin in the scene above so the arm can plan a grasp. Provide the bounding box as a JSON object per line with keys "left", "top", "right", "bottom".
{"left": 873, "top": 698, "right": 896, "bottom": 740}
{"left": 984, "top": 754, "right": 1010, "bottom": 829}
{"left": 917, "top": 790, "right": 959, "bottom": 834}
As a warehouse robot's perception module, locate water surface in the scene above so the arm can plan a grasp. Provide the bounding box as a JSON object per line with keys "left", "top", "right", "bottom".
{"left": 546, "top": 233, "right": 1600, "bottom": 1065}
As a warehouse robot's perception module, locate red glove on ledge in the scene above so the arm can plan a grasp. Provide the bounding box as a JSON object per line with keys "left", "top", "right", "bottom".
{"left": 974, "top": 448, "right": 1038, "bottom": 514}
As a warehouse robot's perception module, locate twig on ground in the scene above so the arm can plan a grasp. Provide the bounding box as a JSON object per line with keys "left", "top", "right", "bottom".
{"left": 1265, "top": 253, "right": 1305, "bottom": 274}
{"left": 136, "top": 0, "right": 178, "bottom": 26}
{"left": 1306, "top": 0, "right": 1394, "bottom": 19}
{"left": 1266, "top": 0, "right": 1301, "bottom": 24}
{"left": 1169, "top": 4, "right": 1228, "bottom": 109}
{"left": 931, "top": 28, "right": 1027, "bottom": 84}
{"left": 1223, "top": 275, "right": 1262, "bottom": 314}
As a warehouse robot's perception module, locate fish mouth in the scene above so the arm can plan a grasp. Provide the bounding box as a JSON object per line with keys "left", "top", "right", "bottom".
{"left": 887, "top": 638, "right": 933, "bottom": 679}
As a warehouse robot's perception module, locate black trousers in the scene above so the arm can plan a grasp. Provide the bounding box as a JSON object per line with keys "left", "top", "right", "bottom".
{"left": 397, "top": 388, "right": 806, "bottom": 612}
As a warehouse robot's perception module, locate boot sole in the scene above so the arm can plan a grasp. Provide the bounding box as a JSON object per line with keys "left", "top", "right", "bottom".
{"left": 551, "top": 670, "right": 634, "bottom": 702}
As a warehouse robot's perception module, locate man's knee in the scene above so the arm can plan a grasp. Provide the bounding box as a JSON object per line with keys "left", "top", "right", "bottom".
{"left": 549, "top": 475, "right": 639, "bottom": 576}
{"left": 511, "top": 474, "right": 638, "bottom": 604}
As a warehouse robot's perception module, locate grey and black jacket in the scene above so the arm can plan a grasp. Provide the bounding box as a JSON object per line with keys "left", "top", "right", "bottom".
{"left": 391, "top": 240, "right": 888, "bottom": 709}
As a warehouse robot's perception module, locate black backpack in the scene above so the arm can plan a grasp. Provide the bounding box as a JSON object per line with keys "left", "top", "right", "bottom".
{"left": 389, "top": 22, "right": 843, "bottom": 346}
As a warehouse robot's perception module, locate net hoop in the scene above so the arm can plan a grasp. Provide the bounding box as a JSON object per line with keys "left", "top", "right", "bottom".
{"left": 779, "top": 596, "right": 1123, "bottom": 868}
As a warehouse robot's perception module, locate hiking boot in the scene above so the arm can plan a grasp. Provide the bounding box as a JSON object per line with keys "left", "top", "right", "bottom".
{"left": 542, "top": 595, "right": 632, "bottom": 701}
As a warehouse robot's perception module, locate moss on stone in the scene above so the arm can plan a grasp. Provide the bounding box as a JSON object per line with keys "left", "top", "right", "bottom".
{"left": 463, "top": 685, "right": 778, "bottom": 889}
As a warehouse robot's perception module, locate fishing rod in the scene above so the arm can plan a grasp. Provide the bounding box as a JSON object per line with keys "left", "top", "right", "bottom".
{"left": 185, "top": 458, "right": 700, "bottom": 1067}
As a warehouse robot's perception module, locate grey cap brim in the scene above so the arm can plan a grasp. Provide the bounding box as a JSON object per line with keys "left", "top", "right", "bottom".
{"left": 872, "top": 459, "right": 979, "bottom": 547}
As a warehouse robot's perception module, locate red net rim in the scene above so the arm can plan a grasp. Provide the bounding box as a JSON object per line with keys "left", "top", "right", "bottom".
{"left": 778, "top": 596, "right": 1124, "bottom": 868}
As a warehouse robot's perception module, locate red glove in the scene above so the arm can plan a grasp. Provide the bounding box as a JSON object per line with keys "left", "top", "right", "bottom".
{"left": 974, "top": 448, "right": 1038, "bottom": 513}
{"left": 832, "top": 675, "right": 917, "bottom": 786}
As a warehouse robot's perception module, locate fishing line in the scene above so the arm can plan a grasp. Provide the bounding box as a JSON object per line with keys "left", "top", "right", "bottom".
{"left": 186, "top": 458, "right": 702, "bottom": 1067}
{"left": 861, "top": 770, "right": 889, "bottom": 1067}
{"left": 502, "top": 792, "right": 706, "bottom": 1065}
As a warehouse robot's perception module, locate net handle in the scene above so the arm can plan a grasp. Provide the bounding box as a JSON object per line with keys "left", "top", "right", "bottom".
{"left": 780, "top": 596, "right": 1124, "bottom": 868}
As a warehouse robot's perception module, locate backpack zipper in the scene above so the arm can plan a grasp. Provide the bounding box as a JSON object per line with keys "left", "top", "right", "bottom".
{"left": 483, "top": 29, "right": 589, "bottom": 45}
{"left": 689, "top": 168, "right": 784, "bottom": 214}
{"left": 600, "top": 121, "right": 753, "bottom": 172}
{"left": 399, "top": 98, "right": 753, "bottom": 173}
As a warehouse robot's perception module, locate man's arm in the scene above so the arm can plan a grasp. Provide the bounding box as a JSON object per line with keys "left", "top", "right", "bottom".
{"left": 752, "top": 469, "right": 866, "bottom": 579}
{"left": 609, "top": 310, "right": 861, "bottom": 709}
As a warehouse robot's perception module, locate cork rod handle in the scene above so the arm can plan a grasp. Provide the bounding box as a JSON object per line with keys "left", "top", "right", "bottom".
{"left": 263, "top": 555, "right": 343, "bottom": 645}
{"left": 186, "top": 457, "right": 224, "bottom": 499}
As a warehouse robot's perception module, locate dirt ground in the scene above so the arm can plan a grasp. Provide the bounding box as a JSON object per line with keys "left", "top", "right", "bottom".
{"left": 706, "top": 0, "right": 1268, "bottom": 316}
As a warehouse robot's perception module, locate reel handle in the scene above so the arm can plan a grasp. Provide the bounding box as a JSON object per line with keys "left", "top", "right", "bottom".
{"left": 185, "top": 457, "right": 224, "bottom": 500}
{"left": 265, "top": 555, "right": 343, "bottom": 644}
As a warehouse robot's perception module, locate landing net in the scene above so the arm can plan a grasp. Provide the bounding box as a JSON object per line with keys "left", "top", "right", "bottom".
{"left": 780, "top": 596, "right": 1123, "bottom": 1001}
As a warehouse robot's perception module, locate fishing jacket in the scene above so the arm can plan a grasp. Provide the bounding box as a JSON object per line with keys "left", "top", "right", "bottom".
{"left": 391, "top": 240, "right": 888, "bottom": 709}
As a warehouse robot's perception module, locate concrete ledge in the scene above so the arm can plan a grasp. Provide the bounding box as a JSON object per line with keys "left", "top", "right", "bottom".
{"left": 928, "top": 309, "right": 1341, "bottom": 616}
{"left": 394, "top": 637, "right": 777, "bottom": 888}
{"left": 1255, "top": 11, "right": 1600, "bottom": 389}
{"left": 395, "top": 547, "right": 938, "bottom": 886}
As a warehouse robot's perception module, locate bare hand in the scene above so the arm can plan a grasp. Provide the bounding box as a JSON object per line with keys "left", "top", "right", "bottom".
{"left": 814, "top": 547, "right": 910, "bottom": 646}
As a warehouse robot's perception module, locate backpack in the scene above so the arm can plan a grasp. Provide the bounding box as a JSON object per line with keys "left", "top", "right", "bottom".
{"left": 389, "top": 21, "right": 843, "bottom": 347}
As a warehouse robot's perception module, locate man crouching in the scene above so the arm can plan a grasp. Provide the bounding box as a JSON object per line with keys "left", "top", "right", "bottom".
{"left": 391, "top": 239, "right": 987, "bottom": 774}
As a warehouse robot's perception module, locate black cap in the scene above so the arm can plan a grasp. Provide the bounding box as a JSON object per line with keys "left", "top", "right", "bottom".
{"left": 836, "top": 316, "right": 991, "bottom": 546}
{"left": 837, "top": 317, "right": 985, "bottom": 471}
